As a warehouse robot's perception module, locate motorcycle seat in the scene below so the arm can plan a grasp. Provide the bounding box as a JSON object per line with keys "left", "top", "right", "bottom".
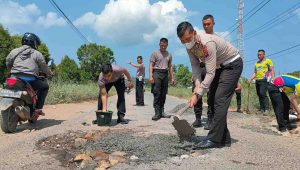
{"left": 18, "top": 76, "right": 36, "bottom": 82}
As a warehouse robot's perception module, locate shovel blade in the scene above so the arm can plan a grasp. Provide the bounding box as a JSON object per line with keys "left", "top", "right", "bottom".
{"left": 172, "top": 117, "right": 196, "bottom": 140}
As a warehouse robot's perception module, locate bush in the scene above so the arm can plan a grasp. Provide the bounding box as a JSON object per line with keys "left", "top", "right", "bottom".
{"left": 46, "top": 80, "right": 115, "bottom": 105}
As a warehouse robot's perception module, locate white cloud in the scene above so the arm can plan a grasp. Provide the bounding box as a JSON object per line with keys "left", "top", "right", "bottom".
{"left": 36, "top": 12, "right": 66, "bottom": 28}
{"left": 0, "top": 0, "right": 40, "bottom": 26}
{"left": 74, "top": 0, "right": 188, "bottom": 45}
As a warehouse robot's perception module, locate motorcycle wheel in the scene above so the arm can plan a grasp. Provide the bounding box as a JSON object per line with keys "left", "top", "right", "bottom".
{"left": 0, "top": 107, "right": 18, "bottom": 133}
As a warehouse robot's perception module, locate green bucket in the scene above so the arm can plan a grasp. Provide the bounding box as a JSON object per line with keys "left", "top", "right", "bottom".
{"left": 95, "top": 110, "right": 113, "bottom": 126}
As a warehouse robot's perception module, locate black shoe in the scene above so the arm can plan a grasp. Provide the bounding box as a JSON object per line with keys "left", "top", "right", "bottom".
{"left": 136, "top": 103, "right": 145, "bottom": 106}
{"left": 204, "top": 116, "right": 213, "bottom": 130}
{"left": 193, "top": 140, "right": 221, "bottom": 150}
{"left": 237, "top": 109, "right": 242, "bottom": 113}
{"left": 204, "top": 121, "right": 212, "bottom": 130}
{"left": 117, "top": 115, "right": 128, "bottom": 124}
{"left": 221, "top": 139, "right": 231, "bottom": 147}
{"left": 286, "top": 124, "right": 297, "bottom": 130}
{"left": 279, "top": 127, "right": 287, "bottom": 132}
{"left": 152, "top": 114, "right": 160, "bottom": 121}
{"left": 161, "top": 108, "right": 171, "bottom": 118}
{"left": 192, "top": 119, "right": 203, "bottom": 128}
{"left": 152, "top": 108, "right": 161, "bottom": 121}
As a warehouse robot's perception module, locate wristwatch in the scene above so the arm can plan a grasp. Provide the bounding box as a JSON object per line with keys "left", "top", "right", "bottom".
{"left": 195, "top": 92, "right": 201, "bottom": 99}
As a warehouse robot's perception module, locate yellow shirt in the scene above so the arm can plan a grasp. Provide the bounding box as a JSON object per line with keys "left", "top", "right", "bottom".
{"left": 254, "top": 58, "right": 273, "bottom": 80}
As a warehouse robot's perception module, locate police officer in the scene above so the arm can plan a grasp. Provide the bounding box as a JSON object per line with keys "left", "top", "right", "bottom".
{"left": 128, "top": 56, "right": 145, "bottom": 106}
{"left": 97, "top": 64, "right": 134, "bottom": 124}
{"left": 177, "top": 21, "right": 243, "bottom": 149}
{"left": 149, "top": 38, "right": 176, "bottom": 121}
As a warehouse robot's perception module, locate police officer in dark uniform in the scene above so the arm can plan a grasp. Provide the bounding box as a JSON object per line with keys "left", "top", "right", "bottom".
{"left": 191, "top": 62, "right": 206, "bottom": 127}
{"left": 149, "top": 38, "right": 176, "bottom": 121}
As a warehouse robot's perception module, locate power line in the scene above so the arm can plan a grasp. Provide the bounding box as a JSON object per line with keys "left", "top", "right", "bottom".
{"left": 244, "top": 43, "right": 300, "bottom": 64}
{"left": 221, "top": 0, "right": 269, "bottom": 37}
{"left": 230, "top": 2, "right": 300, "bottom": 45}
{"left": 224, "top": 0, "right": 272, "bottom": 39}
{"left": 245, "top": 2, "right": 300, "bottom": 38}
{"left": 244, "top": 12, "right": 297, "bottom": 41}
{"left": 48, "top": 0, "right": 91, "bottom": 44}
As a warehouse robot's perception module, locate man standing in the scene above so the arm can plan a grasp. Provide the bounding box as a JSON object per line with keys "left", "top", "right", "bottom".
{"left": 149, "top": 38, "right": 176, "bottom": 121}
{"left": 191, "top": 63, "right": 206, "bottom": 128}
{"left": 248, "top": 49, "right": 274, "bottom": 113}
{"left": 128, "top": 56, "right": 145, "bottom": 106}
{"left": 98, "top": 64, "right": 134, "bottom": 124}
{"left": 177, "top": 21, "right": 243, "bottom": 149}
{"left": 200, "top": 14, "right": 215, "bottom": 130}
{"left": 202, "top": 14, "right": 215, "bottom": 34}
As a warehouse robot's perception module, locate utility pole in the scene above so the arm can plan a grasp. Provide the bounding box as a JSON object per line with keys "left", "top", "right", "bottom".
{"left": 237, "top": 0, "right": 244, "bottom": 59}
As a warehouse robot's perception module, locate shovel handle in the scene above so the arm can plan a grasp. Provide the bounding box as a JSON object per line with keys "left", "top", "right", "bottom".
{"left": 176, "top": 104, "right": 190, "bottom": 117}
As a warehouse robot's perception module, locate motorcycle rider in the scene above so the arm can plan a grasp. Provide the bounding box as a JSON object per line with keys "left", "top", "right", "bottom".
{"left": 6, "top": 32, "right": 53, "bottom": 120}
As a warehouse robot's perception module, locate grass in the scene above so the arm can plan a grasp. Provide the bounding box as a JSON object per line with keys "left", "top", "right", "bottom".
{"left": 46, "top": 81, "right": 115, "bottom": 105}
{"left": 166, "top": 80, "right": 269, "bottom": 114}
{"left": 46, "top": 79, "right": 290, "bottom": 116}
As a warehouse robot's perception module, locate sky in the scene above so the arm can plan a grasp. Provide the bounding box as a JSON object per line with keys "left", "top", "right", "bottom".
{"left": 1, "top": 0, "right": 300, "bottom": 78}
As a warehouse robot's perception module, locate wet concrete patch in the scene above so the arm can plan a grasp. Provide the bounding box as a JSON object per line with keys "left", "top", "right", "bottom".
{"left": 36, "top": 129, "right": 201, "bottom": 168}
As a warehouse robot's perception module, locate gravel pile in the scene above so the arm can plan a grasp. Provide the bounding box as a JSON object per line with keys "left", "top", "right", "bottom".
{"left": 84, "top": 131, "right": 188, "bottom": 163}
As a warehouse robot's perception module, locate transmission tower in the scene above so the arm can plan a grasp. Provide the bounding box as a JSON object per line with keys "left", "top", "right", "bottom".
{"left": 237, "top": 0, "right": 244, "bottom": 59}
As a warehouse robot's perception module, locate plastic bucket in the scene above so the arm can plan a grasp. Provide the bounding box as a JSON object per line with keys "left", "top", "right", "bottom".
{"left": 95, "top": 110, "right": 113, "bottom": 126}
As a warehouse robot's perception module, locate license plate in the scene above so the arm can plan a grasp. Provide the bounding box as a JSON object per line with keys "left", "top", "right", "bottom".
{"left": 0, "top": 88, "right": 22, "bottom": 98}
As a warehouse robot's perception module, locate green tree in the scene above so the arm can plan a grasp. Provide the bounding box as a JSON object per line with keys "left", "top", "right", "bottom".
{"left": 38, "top": 43, "right": 51, "bottom": 64}
{"left": 56, "top": 55, "right": 80, "bottom": 82}
{"left": 0, "top": 25, "right": 13, "bottom": 83}
{"left": 287, "top": 71, "right": 300, "bottom": 78}
{"left": 10, "top": 35, "right": 22, "bottom": 49}
{"left": 175, "top": 64, "right": 192, "bottom": 87}
{"left": 77, "top": 43, "right": 115, "bottom": 81}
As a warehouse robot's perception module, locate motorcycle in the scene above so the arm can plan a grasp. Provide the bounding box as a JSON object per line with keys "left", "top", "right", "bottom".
{"left": 0, "top": 75, "right": 45, "bottom": 133}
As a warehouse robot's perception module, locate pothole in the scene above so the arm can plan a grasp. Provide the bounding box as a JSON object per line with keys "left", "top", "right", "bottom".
{"left": 36, "top": 129, "right": 206, "bottom": 169}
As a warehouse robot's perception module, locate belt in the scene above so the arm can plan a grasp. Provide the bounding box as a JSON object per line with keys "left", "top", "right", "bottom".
{"left": 153, "top": 69, "right": 168, "bottom": 73}
{"left": 222, "top": 54, "right": 240, "bottom": 66}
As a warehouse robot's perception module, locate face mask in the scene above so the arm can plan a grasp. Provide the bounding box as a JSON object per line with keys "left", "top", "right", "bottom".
{"left": 184, "top": 36, "right": 195, "bottom": 49}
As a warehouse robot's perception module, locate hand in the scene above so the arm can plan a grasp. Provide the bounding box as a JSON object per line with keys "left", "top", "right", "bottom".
{"left": 171, "top": 78, "right": 176, "bottom": 85}
{"left": 149, "top": 76, "right": 154, "bottom": 84}
{"left": 188, "top": 94, "right": 198, "bottom": 107}
{"left": 128, "top": 80, "right": 134, "bottom": 89}
{"left": 128, "top": 61, "right": 132, "bottom": 65}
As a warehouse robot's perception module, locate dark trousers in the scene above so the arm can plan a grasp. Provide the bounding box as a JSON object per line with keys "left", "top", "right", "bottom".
{"left": 151, "top": 70, "right": 168, "bottom": 110}
{"left": 268, "top": 84, "right": 290, "bottom": 128}
{"left": 98, "top": 78, "right": 126, "bottom": 116}
{"left": 135, "top": 78, "right": 144, "bottom": 105}
{"left": 236, "top": 91, "right": 242, "bottom": 109}
{"left": 192, "top": 83, "right": 203, "bottom": 115}
{"left": 255, "top": 79, "right": 270, "bottom": 111}
{"left": 207, "top": 58, "right": 243, "bottom": 143}
{"left": 29, "top": 78, "right": 49, "bottom": 109}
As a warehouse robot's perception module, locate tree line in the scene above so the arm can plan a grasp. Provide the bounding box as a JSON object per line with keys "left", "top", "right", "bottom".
{"left": 0, "top": 25, "right": 115, "bottom": 84}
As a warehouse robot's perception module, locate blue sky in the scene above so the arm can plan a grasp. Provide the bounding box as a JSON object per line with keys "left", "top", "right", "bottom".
{"left": 1, "top": 0, "right": 300, "bottom": 78}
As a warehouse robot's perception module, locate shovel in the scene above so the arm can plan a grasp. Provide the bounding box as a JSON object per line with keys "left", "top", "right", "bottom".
{"left": 171, "top": 104, "right": 196, "bottom": 140}
{"left": 246, "top": 83, "right": 250, "bottom": 113}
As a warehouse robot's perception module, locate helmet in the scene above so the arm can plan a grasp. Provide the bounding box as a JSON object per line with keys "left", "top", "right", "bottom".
{"left": 273, "top": 76, "right": 284, "bottom": 87}
{"left": 21, "top": 32, "right": 41, "bottom": 49}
